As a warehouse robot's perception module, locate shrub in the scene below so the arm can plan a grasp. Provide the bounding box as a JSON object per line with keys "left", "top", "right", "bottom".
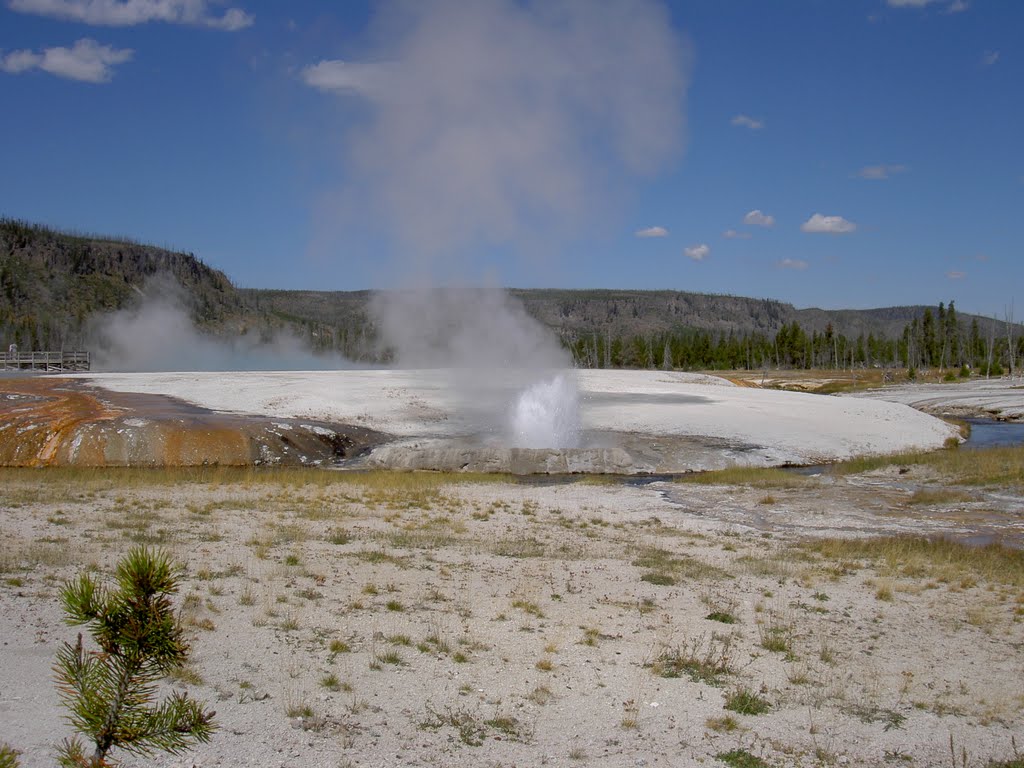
{"left": 716, "top": 749, "right": 772, "bottom": 767}
{"left": 723, "top": 687, "right": 770, "bottom": 716}
{"left": 651, "top": 634, "right": 732, "bottom": 685}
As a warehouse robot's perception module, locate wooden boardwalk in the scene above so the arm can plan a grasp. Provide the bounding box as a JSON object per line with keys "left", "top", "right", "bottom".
{"left": 2, "top": 351, "right": 91, "bottom": 372}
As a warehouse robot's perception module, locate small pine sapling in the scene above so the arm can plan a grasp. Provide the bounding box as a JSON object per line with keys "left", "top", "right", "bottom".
{"left": 53, "top": 547, "right": 216, "bottom": 767}
{"left": 0, "top": 744, "right": 21, "bottom": 768}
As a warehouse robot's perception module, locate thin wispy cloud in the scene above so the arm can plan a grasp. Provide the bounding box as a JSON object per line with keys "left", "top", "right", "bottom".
{"left": 743, "top": 209, "right": 775, "bottom": 228}
{"left": 722, "top": 229, "right": 751, "bottom": 240}
{"left": 777, "top": 258, "right": 808, "bottom": 270}
{"left": 635, "top": 226, "right": 668, "bottom": 238}
{"left": 981, "top": 50, "right": 999, "bottom": 67}
{"left": 856, "top": 163, "right": 907, "bottom": 180}
{"left": 684, "top": 243, "right": 710, "bottom": 261}
{"left": 7, "top": 0, "right": 253, "bottom": 29}
{"left": 730, "top": 114, "right": 763, "bottom": 131}
{"left": 946, "top": 270, "right": 966, "bottom": 279}
{"left": 0, "top": 37, "right": 132, "bottom": 82}
{"left": 888, "top": 0, "right": 968, "bottom": 12}
{"left": 801, "top": 213, "right": 857, "bottom": 234}
{"left": 301, "top": 60, "right": 390, "bottom": 94}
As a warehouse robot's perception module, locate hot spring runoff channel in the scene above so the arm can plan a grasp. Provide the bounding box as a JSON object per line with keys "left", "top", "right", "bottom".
{"left": 962, "top": 418, "right": 1024, "bottom": 450}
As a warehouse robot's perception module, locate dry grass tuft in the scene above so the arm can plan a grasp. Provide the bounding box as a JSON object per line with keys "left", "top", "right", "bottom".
{"left": 906, "top": 488, "right": 974, "bottom": 505}
{"left": 800, "top": 536, "right": 1024, "bottom": 588}
{"left": 831, "top": 445, "right": 1024, "bottom": 487}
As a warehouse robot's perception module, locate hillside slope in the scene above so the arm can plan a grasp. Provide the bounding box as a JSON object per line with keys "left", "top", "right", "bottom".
{"left": 0, "top": 219, "right": 250, "bottom": 350}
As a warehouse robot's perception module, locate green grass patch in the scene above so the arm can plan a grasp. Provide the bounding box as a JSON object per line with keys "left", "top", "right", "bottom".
{"left": 705, "top": 611, "right": 737, "bottom": 624}
{"left": 676, "top": 466, "right": 810, "bottom": 489}
{"left": 906, "top": 488, "right": 974, "bottom": 505}
{"left": 0, "top": 466, "right": 505, "bottom": 493}
{"left": 716, "top": 749, "right": 773, "bottom": 768}
{"left": 631, "top": 546, "right": 729, "bottom": 583}
{"left": 723, "top": 688, "right": 770, "bottom": 716}
{"left": 640, "top": 571, "right": 675, "bottom": 586}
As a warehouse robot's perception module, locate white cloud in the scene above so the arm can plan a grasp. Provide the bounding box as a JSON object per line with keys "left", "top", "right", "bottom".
{"left": 801, "top": 213, "right": 857, "bottom": 234}
{"left": 722, "top": 229, "right": 751, "bottom": 240}
{"left": 856, "top": 163, "right": 907, "bottom": 180}
{"left": 982, "top": 50, "right": 999, "bottom": 67}
{"left": 730, "top": 114, "right": 763, "bottom": 131}
{"left": 777, "top": 258, "right": 808, "bottom": 270}
{"left": 1, "top": 37, "right": 132, "bottom": 82}
{"left": 684, "top": 243, "right": 710, "bottom": 261}
{"left": 0, "top": 48, "right": 40, "bottom": 73}
{"left": 635, "top": 226, "right": 668, "bottom": 238}
{"left": 889, "top": 0, "right": 967, "bottom": 10}
{"left": 300, "top": 60, "right": 391, "bottom": 95}
{"left": 7, "top": 0, "right": 253, "bottom": 29}
{"left": 743, "top": 209, "right": 775, "bottom": 228}
{"left": 946, "top": 270, "right": 966, "bottom": 279}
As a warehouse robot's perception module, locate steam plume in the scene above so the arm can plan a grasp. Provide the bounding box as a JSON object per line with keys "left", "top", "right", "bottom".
{"left": 89, "top": 276, "right": 351, "bottom": 372}
{"left": 312, "top": 0, "right": 689, "bottom": 268}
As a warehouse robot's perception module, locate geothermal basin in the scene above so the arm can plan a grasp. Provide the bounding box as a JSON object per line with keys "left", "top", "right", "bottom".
{"left": 0, "top": 369, "right": 962, "bottom": 474}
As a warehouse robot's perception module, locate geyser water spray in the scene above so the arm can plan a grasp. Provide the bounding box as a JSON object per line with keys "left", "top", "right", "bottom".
{"left": 509, "top": 373, "right": 580, "bottom": 449}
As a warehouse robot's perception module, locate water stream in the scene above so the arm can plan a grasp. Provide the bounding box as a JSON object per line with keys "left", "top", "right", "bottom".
{"left": 963, "top": 418, "right": 1024, "bottom": 449}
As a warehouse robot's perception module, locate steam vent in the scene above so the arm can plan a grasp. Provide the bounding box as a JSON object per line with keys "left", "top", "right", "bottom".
{"left": 0, "top": 377, "right": 381, "bottom": 467}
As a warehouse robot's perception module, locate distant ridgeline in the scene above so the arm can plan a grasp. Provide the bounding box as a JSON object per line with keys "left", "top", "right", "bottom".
{"left": 2, "top": 218, "right": 1020, "bottom": 371}
{"left": 242, "top": 288, "right": 1022, "bottom": 373}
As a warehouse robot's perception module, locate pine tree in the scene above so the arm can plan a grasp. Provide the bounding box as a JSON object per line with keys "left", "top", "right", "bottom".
{"left": 53, "top": 547, "right": 217, "bottom": 767}
{"left": 0, "top": 744, "right": 21, "bottom": 768}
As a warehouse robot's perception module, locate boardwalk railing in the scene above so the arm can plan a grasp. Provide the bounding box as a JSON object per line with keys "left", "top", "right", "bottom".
{"left": 2, "top": 351, "right": 91, "bottom": 372}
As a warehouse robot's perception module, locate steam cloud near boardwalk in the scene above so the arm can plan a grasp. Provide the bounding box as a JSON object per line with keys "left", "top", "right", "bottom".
{"left": 88, "top": 277, "right": 352, "bottom": 372}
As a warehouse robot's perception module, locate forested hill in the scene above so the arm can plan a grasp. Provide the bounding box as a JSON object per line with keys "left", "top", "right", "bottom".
{"left": 0, "top": 219, "right": 252, "bottom": 349}
{"left": 2, "top": 218, "right": 1019, "bottom": 371}
{"left": 507, "top": 289, "right": 930, "bottom": 339}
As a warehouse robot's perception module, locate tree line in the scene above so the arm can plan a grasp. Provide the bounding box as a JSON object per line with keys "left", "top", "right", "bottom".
{"left": 564, "top": 300, "right": 1021, "bottom": 375}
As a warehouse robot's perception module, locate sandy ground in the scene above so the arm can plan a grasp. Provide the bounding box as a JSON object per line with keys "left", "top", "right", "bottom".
{"left": 1, "top": 470, "right": 1022, "bottom": 768}
{"left": 2, "top": 371, "right": 1021, "bottom": 766}
{"left": 70, "top": 370, "right": 958, "bottom": 468}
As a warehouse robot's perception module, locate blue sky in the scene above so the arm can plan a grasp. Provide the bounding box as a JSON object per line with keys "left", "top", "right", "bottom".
{"left": 0, "top": 0, "right": 1020, "bottom": 316}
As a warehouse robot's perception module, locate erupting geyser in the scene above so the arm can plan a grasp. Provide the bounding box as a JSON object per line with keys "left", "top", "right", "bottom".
{"left": 326, "top": 0, "right": 688, "bottom": 460}
{"left": 509, "top": 373, "right": 580, "bottom": 449}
